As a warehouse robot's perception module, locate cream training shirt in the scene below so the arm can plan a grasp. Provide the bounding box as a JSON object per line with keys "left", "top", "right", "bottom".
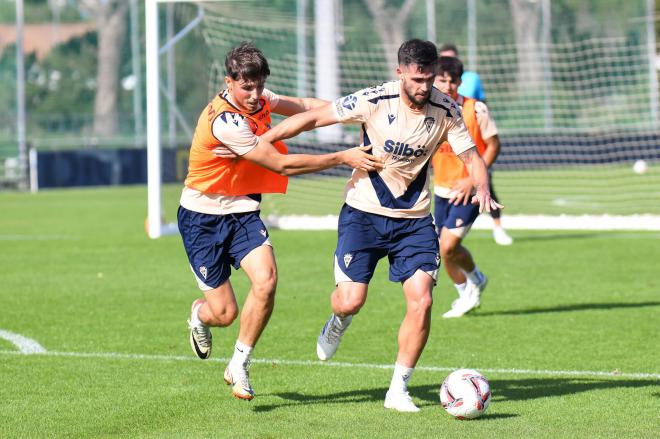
{"left": 332, "top": 80, "right": 475, "bottom": 218}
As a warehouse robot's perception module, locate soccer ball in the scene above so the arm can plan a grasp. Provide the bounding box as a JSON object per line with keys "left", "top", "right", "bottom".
{"left": 632, "top": 160, "right": 648, "bottom": 174}
{"left": 439, "top": 369, "right": 491, "bottom": 419}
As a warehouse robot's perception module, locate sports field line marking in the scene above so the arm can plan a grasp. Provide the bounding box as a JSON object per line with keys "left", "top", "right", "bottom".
{"left": 0, "top": 330, "right": 47, "bottom": 354}
{"left": 0, "top": 349, "right": 657, "bottom": 380}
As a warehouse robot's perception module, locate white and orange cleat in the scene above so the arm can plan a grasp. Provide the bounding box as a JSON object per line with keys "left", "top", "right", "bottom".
{"left": 187, "top": 299, "right": 212, "bottom": 359}
{"left": 224, "top": 362, "right": 255, "bottom": 401}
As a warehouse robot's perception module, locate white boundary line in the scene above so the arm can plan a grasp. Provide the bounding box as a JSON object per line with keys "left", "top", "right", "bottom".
{"left": 264, "top": 214, "right": 660, "bottom": 231}
{"left": 0, "top": 330, "right": 46, "bottom": 353}
{"left": 0, "top": 349, "right": 657, "bottom": 380}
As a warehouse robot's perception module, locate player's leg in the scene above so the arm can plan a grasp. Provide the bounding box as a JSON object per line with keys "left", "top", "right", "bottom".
{"left": 317, "top": 204, "right": 383, "bottom": 361}
{"left": 438, "top": 204, "right": 487, "bottom": 318}
{"left": 223, "top": 213, "right": 276, "bottom": 400}
{"left": 489, "top": 173, "right": 513, "bottom": 245}
{"left": 384, "top": 215, "right": 438, "bottom": 412}
{"left": 178, "top": 206, "right": 239, "bottom": 360}
{"left": 317, "top": 281, "right": 369, "bottom": 360}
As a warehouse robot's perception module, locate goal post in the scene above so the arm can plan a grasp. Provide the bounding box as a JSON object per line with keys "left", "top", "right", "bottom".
{"left": 145, "top": 0, "right": 205, "bottom": 238}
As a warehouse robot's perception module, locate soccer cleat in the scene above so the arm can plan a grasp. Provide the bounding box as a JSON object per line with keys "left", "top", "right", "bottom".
{"left": 468, "top": 273, "right": 488, "bottom": 309}
{"left": 442, "top": 296, "right": 479, "bottom": 318}
{"left": 316, "top": 314, "right": 352, "bottom": 361}
{"left": 224, "top": 362, "right": 254, "bottom": 400}
{"left": 187, "top": 299, "right": 212, "bottom": 359}
{"left": 493, "top": 227, "right": 513, "bottom": 246}
{"left": 384, "top": 391, "right": 420, "bottom": 413}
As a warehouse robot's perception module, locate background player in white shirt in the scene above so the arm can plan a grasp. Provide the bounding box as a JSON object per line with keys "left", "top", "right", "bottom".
{"left": 263, "top": 39, "right": 502, "bottom": 412}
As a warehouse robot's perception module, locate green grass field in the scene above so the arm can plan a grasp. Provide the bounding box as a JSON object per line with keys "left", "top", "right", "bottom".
{"left": 188, "top": 163, "right": 660, "bottom": 217}
{"left": 1, "top": 186, "right": 659, "bottom": 438}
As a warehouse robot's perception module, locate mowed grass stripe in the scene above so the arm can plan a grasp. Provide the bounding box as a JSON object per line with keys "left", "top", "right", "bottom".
{"left": 1, "top": 349, "right": 657, "bottom": 380}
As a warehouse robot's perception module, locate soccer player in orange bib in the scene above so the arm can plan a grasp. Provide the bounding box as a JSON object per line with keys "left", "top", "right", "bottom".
{"left": 432, "top": 56, "right": 502, "bottom": 318}
{"left": 262, "top": 40, "right": 501, "bottom": 412}
{"left": 179, "top": 42, "right": 382, "bottom": 400}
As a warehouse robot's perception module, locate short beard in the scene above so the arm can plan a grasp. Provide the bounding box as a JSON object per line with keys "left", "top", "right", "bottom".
{"left": 405, "top": 89, "right": 430, "bottom": 108}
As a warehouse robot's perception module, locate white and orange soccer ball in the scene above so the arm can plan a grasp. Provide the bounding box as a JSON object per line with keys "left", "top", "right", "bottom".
{"left": 439, "top": 369, "right": 491, "bottom": 419}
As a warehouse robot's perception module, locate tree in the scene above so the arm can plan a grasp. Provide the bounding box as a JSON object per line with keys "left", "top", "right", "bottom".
{"left": 509, "top": 0, "right": 544, "bottom": 89}
{"left": 80, "top": 0, "right": 128, "bottom": 138}
{"left": 362, "top": 0, "right": 416, "bottom": 76}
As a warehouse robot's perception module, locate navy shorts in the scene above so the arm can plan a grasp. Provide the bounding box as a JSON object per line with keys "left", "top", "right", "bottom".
{"left": 433, "top": 195, "right": 480, "bottom": 237}
{"left": 177, "top": 206, "right": 270, "bottom": 290}
{"left": 334, "top": 204, "right": 439, "bottom": 284}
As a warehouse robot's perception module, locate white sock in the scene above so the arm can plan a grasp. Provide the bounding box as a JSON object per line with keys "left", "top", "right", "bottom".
{"left": 465, "top": 267, "right": 484, "bottom": 285}
{"left": 230, "top": 340, "right": 253, "bottom": 368}
{"left": 454, "top": 282, "right": 467, "bottom": 298}
{"left": 191, "top": 302, "right": 204, "bottom": 326}
{"left": 389, "top": 363, "right": 414, "bottom": 394}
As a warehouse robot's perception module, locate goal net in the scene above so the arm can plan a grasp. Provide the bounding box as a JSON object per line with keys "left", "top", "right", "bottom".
{"left": 147, "top": 1, "right": 660, "bottom": 236}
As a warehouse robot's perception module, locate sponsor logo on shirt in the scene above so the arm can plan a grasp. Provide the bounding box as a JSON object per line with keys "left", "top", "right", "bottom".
{"left": 383, "top": 139, "right": 428, "bottom": 157}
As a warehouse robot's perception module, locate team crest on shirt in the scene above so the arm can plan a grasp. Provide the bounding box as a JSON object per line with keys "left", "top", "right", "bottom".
{"left": 342, "top": 95, "right": 358, "bottom": 110}
{"left": 455, "top": 218, "right": 464, "bottom": 227}
{"left": 424, "top": 117, "right": 435, "bottom": 133}
{"left": 199, "top": 266, "right": 208, "bottom": 279}
{"left": 343, "top": 253, "right": 353, "bottom": 268}
{"left": 388, "top": 114, "right": 396, "bottom": 124}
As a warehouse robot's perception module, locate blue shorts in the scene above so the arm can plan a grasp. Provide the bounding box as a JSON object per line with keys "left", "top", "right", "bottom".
{"left": 334, "top": 204, "right": 439, "bottom": 284}
{"left": 177, "top": 206, "right": 270, "bottom": 290}
{"left": 433, "top": 195, "right": 480, "bottom": 237}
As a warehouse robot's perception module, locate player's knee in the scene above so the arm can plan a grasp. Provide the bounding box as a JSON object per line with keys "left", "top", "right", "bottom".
{"left": 208, "top": 301, "right": 238, "bottom": 327}
{"left": 250, "top": 268, "right": 278, "bottom": 301}
{"left": 408, "top": 293, "right": 433, "bottom": 316}
{"left": 440, "top": 241, "right": 459, "bottom": 260}
{"left": 334, "top": 292, "right": 366, "bottom": 315}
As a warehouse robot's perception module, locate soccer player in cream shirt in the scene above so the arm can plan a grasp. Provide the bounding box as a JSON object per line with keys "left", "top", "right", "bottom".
{"left": 263, "top": 39, "right": 501, "bottom": 412}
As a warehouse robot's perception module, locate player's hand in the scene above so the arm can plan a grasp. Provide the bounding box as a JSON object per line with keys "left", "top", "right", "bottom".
{"left": 341, "top": 146, "right": 385, "bottom": 172}
{"left": 449, "top": 177, "right": 474, "bottom": 206}
{"left": 212, "top": 145, "right": 239, "bottom": 159}
{"left": 471, "top": 185, "right": 504, "bottom": 213}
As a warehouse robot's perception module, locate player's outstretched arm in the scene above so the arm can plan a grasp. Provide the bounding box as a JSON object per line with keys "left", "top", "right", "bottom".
{"left": 272, "top": 95, "right": 329, "bottom": 116}
{"left": 458, "top": 147, "right": 503, "bottom": 213}
{"left": 262, "top": 102, "right": 338, "bottom": 143}
{"left": 243, "top": 138, "right": 383, "bottom": 177}
{"left": 212, "top": 101, "right": 338, "bottom": 160}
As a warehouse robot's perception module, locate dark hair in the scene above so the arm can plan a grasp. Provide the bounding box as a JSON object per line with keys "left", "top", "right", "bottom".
{"left": 438, "top": 56, "right": 464, "bottom": 82}
{"left": 397, "top": 39, "right": 439, "bottom": 70}
{"left": 439, "top": 43, "right": 459, "bottom": 56}
{"left": 224, "top": 41, "right": 270, "bottom": 81}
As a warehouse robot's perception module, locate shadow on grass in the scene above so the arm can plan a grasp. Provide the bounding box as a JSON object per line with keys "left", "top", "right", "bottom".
{"left": 471, "top": 301, "right": 660, "bottom": 317}
{"left": 414, "top": 377, "right": 659, "bottom": 405}
{"left": 253, "top": 377, "right": 658, "bottom": 413}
